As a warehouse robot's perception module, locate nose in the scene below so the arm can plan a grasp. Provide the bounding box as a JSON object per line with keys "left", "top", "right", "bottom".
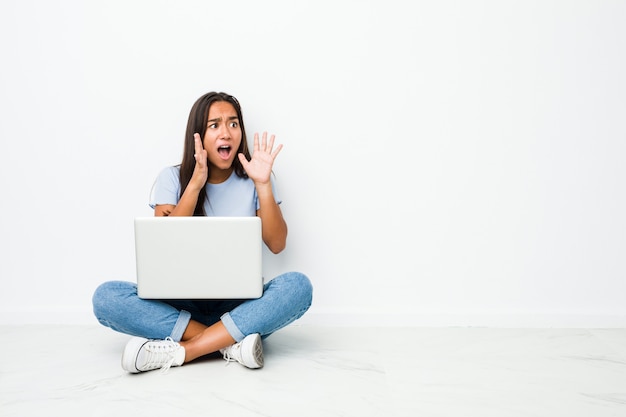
{"left": 217, "top": 123, "right": 230, "bottom": 139}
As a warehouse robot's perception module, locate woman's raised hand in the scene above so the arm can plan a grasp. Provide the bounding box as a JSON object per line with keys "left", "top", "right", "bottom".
{"left": 239, "top": 132, "right": 283, "bottom": 185}
{"left": 190, "top": 133, "right": 208, "bottom": 189}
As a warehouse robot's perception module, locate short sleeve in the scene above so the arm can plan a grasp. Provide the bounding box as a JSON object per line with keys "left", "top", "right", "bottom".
{"left": 149, "top": 166, "right": 181, "bottom": 209}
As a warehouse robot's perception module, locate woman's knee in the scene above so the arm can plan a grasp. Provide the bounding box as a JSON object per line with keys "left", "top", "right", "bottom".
{"left": 277, "top": 271, "right": 313, "bottom": 308}
{"left": 92, "top": 280, "right": 136, "bottom": 318}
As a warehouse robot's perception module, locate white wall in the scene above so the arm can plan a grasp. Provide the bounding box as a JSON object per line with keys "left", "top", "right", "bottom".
{"left": 1, "top": 0, "right": 625, "bottom": 327}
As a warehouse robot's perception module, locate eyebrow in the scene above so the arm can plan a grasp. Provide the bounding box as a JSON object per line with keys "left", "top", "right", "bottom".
{"left": 207, "top": 116, "right": 239, "bottom": 124}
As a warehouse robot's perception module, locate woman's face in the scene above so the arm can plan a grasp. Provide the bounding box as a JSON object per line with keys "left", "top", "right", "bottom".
{"left": 203, "top": 101, "right": 243, "bottom": 181}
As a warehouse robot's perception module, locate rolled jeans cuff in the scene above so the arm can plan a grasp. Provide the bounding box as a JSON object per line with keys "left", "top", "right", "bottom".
{"left": 170, "top": 309, "right": 192, "bottom": 342}
{"left": 220, "top": 312, "right": 245, "bottom": 342}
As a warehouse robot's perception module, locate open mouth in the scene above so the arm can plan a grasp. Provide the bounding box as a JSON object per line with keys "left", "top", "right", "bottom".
{"left": 217, "top": 145, "right": 232, "bottom": 160}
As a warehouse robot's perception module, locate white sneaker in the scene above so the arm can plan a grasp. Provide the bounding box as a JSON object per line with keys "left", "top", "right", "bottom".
{"left": 122, "top": 337, "right": 185, "bottom": 373}
{"left": 220, "top": 333, "right": 264, "bottom": 369}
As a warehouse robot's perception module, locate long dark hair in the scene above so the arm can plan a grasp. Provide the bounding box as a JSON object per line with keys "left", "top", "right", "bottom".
{"left": 179, "top": 92, "right": 251, "bottom": 215}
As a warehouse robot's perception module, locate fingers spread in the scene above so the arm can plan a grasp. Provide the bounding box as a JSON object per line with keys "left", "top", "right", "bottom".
{"left": 238, "top": 153, "right": 249, "bottom": 167}
{"left": 252, "top": 131, "right": 280, "bottom": 158}
{"left": 267, "top": 134, "right": 276, "bottom": 153}
{"left": 271, "top": 143, "right": 283, "bottom": 158}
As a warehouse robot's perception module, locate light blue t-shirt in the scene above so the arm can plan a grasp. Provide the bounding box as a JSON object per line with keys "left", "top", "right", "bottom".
{"left": 149, "top": 166, "right": 281, "bottom": 216}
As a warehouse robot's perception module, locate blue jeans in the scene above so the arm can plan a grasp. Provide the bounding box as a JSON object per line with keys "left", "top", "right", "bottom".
{"left": 92, "top": 271, "right": 312, "bottom": 342}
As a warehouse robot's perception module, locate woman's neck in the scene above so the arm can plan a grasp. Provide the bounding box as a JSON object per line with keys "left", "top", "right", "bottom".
{"left": 208, "top": 167, "right": 233, "bottom": 184}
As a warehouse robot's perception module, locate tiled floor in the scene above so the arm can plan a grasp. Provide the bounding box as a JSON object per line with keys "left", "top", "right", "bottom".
{"left": 1, "top": 324, "right": 626, "bottom": 416}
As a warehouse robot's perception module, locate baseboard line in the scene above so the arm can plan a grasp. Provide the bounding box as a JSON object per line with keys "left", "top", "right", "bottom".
{"left": 2, "top": 308, "right": 626, "bottom": 328}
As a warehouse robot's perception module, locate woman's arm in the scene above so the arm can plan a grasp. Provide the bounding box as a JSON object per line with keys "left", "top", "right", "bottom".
{"left": 239, "top": 132, "right": 287, "bottom": 253}
{"left": 155, "top": 134, "right": 207, "bottom": 217}
{"left": 256, "top": 182, "right": 287, "bottom": 253}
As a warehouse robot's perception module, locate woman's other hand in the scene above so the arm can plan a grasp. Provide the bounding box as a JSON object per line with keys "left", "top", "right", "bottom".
{"left": 239, "top": 132, "right": 283, "bottom": 185}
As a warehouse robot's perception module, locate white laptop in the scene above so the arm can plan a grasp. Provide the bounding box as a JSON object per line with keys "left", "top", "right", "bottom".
{"left": 134, "top": 216, "right": 263, "bottom": 299}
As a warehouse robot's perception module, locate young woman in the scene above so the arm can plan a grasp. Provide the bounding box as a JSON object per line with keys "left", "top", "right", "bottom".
{"left": 92, "top": 92, "right": 313, "bottom": 373}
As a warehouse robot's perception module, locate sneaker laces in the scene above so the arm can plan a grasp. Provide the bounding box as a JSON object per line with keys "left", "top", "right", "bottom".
{"left": 221, "top": 343, "right": 241, "bottom": 366}
{"left": 143, "top": 337, "right": 181, "bottom": 373}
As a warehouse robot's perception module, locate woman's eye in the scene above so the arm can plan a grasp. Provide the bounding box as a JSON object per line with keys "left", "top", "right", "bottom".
{"left": 208, "top": 123, "right": 217, "bottom": 129}
{"left": 230, "top": 122, "right": 238, "bottom": 128}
